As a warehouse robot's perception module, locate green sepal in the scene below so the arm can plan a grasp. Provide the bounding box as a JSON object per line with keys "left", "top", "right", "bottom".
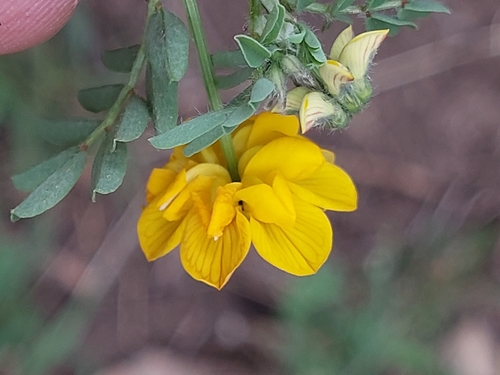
{"left": 211, "top": 50, "right": 247, "bottom": 69}
{"left": 10, "top": 148, "right": 87, "bottom": 221}
{"left": 102, "top": 45, "right": 140, "bottom": 73}
{"left": 215, "top": 68, "right": 253, "bottom": 90}
{"left": 38, "top": 118, "right": 100, "bottom": 146}
{"left": 78, "top": 84, "right": 123, "bottom": 113}
{"left": 145, "top": 7, "right": 189, "bottom": 82}
{"left": 114, "top": 95, "right": 150, "bottom": 145}
{"left": 91, "top": 131, "right": 128, "bottom": 202}
{"left": 234, "top": 35, "right": 272, "bottom": 68}
{"left": 146, "top": 63, "right": 178, "bottom": 134}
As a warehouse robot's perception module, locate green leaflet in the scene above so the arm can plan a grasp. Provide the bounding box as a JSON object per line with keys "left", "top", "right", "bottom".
{"left": 146, "top": 63, "right": 178, "bottom": 134}
{"left": 366, "top": 0, "right": 387, "bottom": 9}
{"left": 370, "top": 13, "right": 418, "bottom": 28}
{"left": 215, "top": 68, "right": 253, "bottom": 90}
{"left": 150, "top": 103, "right": 255, "bottom": 150}
{"left": 234, "top": 35, "right": 272, "bottom": 68}
{"left": 12, "top": 147, "right": 81, "bottom": 192}
{"left": 78, "top": 84, "right": 123, "bottom": 113}
{"left": 102, "top": 45, "right": 140, "bottom": 73}
{"left": 250, "top": 78, "right": 275, "bottom": 107}
{"left": 211, "top": 50, "right": 247, "bottom": 69}
{"left": 10, "top": 149, "right": 87, "bottom": 221}
{"left": 404, "top": 0, "right": 450, "bottom": 14}
{"left": 296, "top": 0, "right": 315, "bottom": 11}
{"left": 91, "top": 131, "right": 128, "bottom": 201}
{"left": 145, "top": 7, "right": 189, "bottom": 82}
{"left": 261, "top": 4, "right": 285, "bottom": 44}
{"left": 366, "top": 13, "right": 417, "bottom": 35}
{"left": 38, "top": 118, "right": 99, "bottom": 146}
{"left": 333, "top": 0, "right": 356, "bottom": 12}
{"left": 114, "top": 95, "right": 150, "bottom": 145}
{"left": 182, "top": 107, "right": 253, "bottom": 157}
{"left": 303, "top": 26, "right": 323, "bottom": 50}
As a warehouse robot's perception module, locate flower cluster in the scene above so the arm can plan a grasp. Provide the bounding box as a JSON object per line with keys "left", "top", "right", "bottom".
{"left": 138, "top": 112, "right": 357, "bottom": 289}
{"left": 279, "top": 26, "right": 388, "bottom": 133}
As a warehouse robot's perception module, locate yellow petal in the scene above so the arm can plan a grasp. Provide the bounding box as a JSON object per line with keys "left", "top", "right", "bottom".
{"left": 232, "top": 123, "right": 253, "bottom": 159}
{"left": 163, "top": 174, "right": 214, "bottom": 221}
{"left": 157, "top": 168, "right": 188, "bottom": 211}
{"left": 137, "top": 197, "right": 185, "bottom": 261}
{"left": 181, "top": 209, "right": 251, "bottom": 290}
{"left": 207, "top": 182, "right": 242, "bottom": 238}
{"left": 272, "top": 174, "right": 296, "bottom": 223}
{"left": 191, "top": 189, "right": 213, "bottom": 231}
{"left": 288, "top": 162, "right": 357, "bottom": 211}
{"left": 246, "top": 112, "right": 300, "bottom": 149}
{"left": 238, "top": 145, "right": 262, "bottom": 178}
{"left": 251, "top": 197, "right": 333, "bottom": 276}
{"left": 157, "top": 163, "right": 231, "bottom": 211}
{"left": 234, "top": 183, "right": 295, "bottom": 229}
{"left": 329, "top": 25, "right": 354, "bottom": 61}
{"left": 318, "top": 60, "right": 354, "bottom": 96}
{"left": 244, "top": 137, "right": 324, "bottom": 182}
{"left": 146, "top": 168, "right": 177, "bottom": 203}
{"left": 339, "top": 29, "right": 389, "bottom": 79}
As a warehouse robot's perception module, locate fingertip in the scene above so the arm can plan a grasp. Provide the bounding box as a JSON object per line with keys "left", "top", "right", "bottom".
{"left": 0, "top": 0, "right": 79, "bottom": 55}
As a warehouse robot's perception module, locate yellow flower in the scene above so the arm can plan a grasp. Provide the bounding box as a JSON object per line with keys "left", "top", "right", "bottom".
{"left": 137, "top": 112, "right": 357, "bottom": 289}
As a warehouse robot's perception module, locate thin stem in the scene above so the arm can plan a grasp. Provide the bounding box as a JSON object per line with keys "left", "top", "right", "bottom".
{"left": 81, "top": 0, "right": 160, "bottom": 149}
{"left": 182, "top": 0, "right": 240, "bottom": 181}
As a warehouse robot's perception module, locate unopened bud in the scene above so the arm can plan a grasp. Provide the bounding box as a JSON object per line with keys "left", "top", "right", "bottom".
{"left": 281, "top": 55, "right": 317, "bottom": 89}
{"left": 265, "top": 64, "right": 287, "bottom": 111}
{"left": 299, "top": 92, "right": 350, "bottom": 133}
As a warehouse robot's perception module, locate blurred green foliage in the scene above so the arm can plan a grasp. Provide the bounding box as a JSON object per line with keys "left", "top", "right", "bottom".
{"left": 280, "top": 222, "right": 499, "bottom": 375}
{"left": 0, "top": 7, "right": 98, "bottom": 374}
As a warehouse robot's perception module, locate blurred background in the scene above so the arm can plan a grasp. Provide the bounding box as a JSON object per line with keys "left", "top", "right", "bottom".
{"left": 1, "top": 0, "right": 500, "bottom": 374}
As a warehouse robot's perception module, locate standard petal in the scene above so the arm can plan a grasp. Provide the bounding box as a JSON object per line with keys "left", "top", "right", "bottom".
{"left": 181, "top": 209, "right": 251, "bottom": 290}
{"left": 251, "top": 197, "right": 333, "bottom": 276}
{"left": 246, "top": 112, "right": 299, "bottom": 149}
{"left": 137, "top": 197, "right": 185, "bottom": 261}
{"left": 288, "top": 162, "right": 357, "bottom": 211}
{"left": 329, "top": 25, "right": 354, "bottom": 61}
{"left": 244, "top": 137, "right": 324, "bottom": 182}
{"left": 338, "top": 29, "right": 389, "bottom": 79}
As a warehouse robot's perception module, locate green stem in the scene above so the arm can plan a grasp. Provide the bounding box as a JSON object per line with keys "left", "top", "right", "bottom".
{"left": 182, "top": 0, "right": 240, "bottom": 181}
{"left": 81, "top": 0, "right": 160, "bottom": 149}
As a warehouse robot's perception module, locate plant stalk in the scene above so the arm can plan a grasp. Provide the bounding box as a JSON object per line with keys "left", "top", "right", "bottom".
{"left": 182, "top": 0, "right": 240, "bottom": 181}
{"left": 81, "top": 0, "right": 160, "bottom": 149}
